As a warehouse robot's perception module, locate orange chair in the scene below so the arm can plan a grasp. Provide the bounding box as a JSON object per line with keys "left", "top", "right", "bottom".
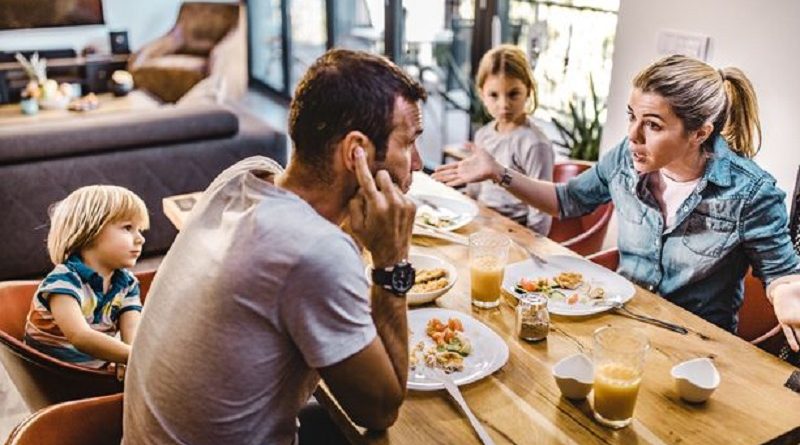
{"left": 5, "top": 393, "right": 123, "bottom": 445}
{"left": 552, "top": 160, "right": 593, "bottom": 183}
{"left": 585, "top": 247, "right": 620, "bottom": 271}
{"left": 737, "top": 269, "right": 784, "bottom": 355}
{"left": 0, "top": 269, "right": 155, "bottom": 411}
{"left": 549, "top": 161, "right": 614, "bottom": 256}
{"left": 586, "top": 248, "right": 785, "bottom": 354}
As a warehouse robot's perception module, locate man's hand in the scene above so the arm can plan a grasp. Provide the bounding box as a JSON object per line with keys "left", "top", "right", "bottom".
{"left": 772, "top": 281, "right": 800, "bottom": 351}
{"left": 347, "top": 146, "right": 416, "bottom": 268}
{"left": 431, "top": 142, "right": 503, "bottom": 187}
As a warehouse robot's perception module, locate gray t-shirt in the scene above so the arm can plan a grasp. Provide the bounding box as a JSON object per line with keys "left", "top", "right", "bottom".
{"left": 122, "top": 157, "right": 376, "bottom": 445}
{"left": 466, "top": 117, "right": 554, "bottom": 234}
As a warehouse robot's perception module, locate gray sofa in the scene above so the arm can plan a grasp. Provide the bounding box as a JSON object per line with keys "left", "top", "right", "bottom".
{"left": 0, "top": 104, "right": 287, "bottom": 280}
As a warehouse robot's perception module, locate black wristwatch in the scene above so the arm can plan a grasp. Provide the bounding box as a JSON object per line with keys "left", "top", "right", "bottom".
{"left": 371, "top": 260, "right": 416, "bottom": 296}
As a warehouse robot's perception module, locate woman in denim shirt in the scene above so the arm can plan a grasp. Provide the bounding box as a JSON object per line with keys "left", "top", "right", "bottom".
{"left": 434, "top": 55, "right": 800, "bottom": 350}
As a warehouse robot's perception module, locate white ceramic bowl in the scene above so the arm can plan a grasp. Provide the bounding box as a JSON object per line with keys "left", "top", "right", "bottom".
{"left": 366, "top": 253, "right": 457, "bottom": 305}
{"left": 552, "top": 353, "right": 594, "bottom": 400}
{"left": 671, "top": 357, "right": 720, "bottom": 403}
{"left": 38, "top": 95, "right": 70, "bottom": 110}
{"left": 406, "top": 253, "right": 457, "bottom": 305}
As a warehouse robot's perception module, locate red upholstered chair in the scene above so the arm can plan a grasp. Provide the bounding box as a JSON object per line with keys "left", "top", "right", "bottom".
{"left": 737, "top": 269, "right": 784, "bottom": 355}
{"left": 0, "top": 269, "right": 155, "bottom": 411}
{"left": 587, "top": 248, "right": 785, "bottom": 355}
{"left": 4, "top": 393, "right": 123, "bottom": 445}
{"left": 585, "top": 247, "right": 620, "bottom": 271}
{"left": 552, "top": 160, "right": 593, "bottom": 183}
{"left": 549, "top": 161, "right": 613, "bottom": 256}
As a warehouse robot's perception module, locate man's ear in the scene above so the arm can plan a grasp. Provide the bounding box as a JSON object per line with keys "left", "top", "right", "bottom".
{"left": 341, "top": 131, "right": 373, "bottom": 172}
{"left": 692, "top": 122, "right": 714, "bottom": 148}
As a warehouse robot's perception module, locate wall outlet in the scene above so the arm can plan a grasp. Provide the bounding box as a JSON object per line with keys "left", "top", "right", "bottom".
{"left": 657, "top": 30, "right": 710, "bottom": 61}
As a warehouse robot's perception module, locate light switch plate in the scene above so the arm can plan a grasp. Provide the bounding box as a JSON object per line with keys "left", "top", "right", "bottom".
{"left": 657, "top": 30, "right": 710, "bottom": 61}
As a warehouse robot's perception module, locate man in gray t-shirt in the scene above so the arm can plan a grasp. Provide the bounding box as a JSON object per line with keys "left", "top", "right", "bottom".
{"left": 123, "top": 50, "right": 427, "bottom": 445}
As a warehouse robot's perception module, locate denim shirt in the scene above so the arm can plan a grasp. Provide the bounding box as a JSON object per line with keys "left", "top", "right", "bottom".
{"left": 555, "top": 136, "right": 800, "bottom": 332}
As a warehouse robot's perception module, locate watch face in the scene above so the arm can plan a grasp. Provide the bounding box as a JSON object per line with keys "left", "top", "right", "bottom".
{"left": 391, "top": 262, "right": 416, "bottom": 293}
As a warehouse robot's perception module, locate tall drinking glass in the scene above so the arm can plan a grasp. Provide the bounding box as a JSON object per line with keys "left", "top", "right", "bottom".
{"left": 592, "top": 326, "right": 649, "bottom": 428}
{"left": 469, "top": 230, "right": 510, "bottom": 308}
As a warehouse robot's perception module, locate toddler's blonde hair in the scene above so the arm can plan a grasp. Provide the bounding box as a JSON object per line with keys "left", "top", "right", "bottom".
{"left": 476, "top": 44, "right": 538, "bottom": 114}
{"left": 47, "top": 185, "right": 149, "bottom": 265}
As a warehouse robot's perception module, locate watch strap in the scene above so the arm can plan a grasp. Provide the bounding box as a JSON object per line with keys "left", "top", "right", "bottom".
{"left": 495, "top": 166, "right": 512, "bottom": 188}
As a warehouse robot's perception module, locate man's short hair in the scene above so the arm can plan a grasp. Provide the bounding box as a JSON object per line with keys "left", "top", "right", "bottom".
{"left": 288, "top": 49, "right": 427, "bottom": 181}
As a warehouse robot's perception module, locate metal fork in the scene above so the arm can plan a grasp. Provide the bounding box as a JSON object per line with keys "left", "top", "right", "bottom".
{"left": 422, "top": 367, "right": 495, "bottom": 445}
{"left": 595, "top": 299, "right": 688, "bottom": 335}
{"left": 415, "top": 196, "right": 442, "bottom": 212}
{"left": 515, "top": 241, "right": 548, "bottom": 266}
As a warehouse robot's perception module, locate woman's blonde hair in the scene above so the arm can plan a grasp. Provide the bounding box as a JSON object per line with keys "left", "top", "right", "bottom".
{"left": 633, "top": 54, "right": 762, "bottom": 158}
{"left": 476, "top": 44, "right": 538, "bottom": 113}
{"left": 47, "top": 185, "right": 149, "bottom": 265}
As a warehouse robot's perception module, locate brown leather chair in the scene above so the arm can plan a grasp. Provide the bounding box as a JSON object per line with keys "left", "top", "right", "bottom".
{"left": 549, "top": 161, "right": 613, "bottom": 256}
{"left": 4, "top": 393, "right": 123, "bottom": 445}
{"left": 586, "top": 248, "right": 786, "bottom": 355}
{"left": 129, "top": 2, "right": 241, "bottom": 102}
{"left": 0, "top": 270, "right": 155, "bottom": 411}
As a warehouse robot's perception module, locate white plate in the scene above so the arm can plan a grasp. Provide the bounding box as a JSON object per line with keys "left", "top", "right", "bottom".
{"left": 411, "top": 194, "right": 478, "bottom": 232}
{"left": 407, "top": 308, "right": 509, "bottom": 391}
{"left": 502, "top": 254, "right": 635, "bottom": 316}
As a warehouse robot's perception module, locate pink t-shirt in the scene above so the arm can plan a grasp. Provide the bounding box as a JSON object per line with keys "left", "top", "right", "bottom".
{"left": 650, "top": 170, "right": 700, "bottom": 228}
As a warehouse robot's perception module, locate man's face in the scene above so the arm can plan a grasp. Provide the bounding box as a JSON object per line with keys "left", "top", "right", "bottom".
{"left": 374, "top": 97, "right": 424, "bottom": 193}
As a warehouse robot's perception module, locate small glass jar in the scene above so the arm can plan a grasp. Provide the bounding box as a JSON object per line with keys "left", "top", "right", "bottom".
{"left": 516, "top": 293, "right": 550, "bottom": 342}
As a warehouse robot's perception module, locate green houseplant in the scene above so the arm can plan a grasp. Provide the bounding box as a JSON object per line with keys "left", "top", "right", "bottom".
{"left": 551, "top": 76, "right": 605, "bottom": 161}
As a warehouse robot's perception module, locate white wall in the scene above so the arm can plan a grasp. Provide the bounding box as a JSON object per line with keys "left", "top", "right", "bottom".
{"left": 601, "top": 0, "right": 800, "bottom": 247}
{"left": 0, "top": 0, "right": 233, "bottom": 55}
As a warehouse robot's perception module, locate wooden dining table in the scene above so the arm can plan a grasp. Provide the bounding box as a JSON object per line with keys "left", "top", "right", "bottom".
{"left": 163, "top": 172, "right": 800, "bottom": 445}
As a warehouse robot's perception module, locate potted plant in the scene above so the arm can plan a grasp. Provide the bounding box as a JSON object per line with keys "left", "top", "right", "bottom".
{"left": 551, "top": 76, "right": 605, "bottom": 162}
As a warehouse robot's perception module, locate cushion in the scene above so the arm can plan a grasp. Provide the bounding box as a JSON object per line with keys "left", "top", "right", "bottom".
{"left": 0, "top": 105, "right": 239, "bottom": 164}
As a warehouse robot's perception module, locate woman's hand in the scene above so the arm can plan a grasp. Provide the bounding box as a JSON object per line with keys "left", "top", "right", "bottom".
{"left": 432, "top": 142, "right": 503, "bottom": 187}
{"left": 771, "top": 281, "right": 800, "bottom": 351}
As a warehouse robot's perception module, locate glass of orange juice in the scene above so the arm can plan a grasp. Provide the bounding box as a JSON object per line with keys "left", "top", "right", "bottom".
{"left": 592, "top": 326, "right": 649, "bottom": 428}
{"left": 468, "top": 230, "right": 510, "bottom": 308}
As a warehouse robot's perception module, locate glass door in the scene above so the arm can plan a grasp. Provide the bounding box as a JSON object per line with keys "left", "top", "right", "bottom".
{"left": 288, "top": 0, "right": 328, "bottom": 93}
{"left": 248, "top": 0, "right": 286, "bottom": 93}
{"left": 332, "top": 0, "right": 384, "bottom": 54}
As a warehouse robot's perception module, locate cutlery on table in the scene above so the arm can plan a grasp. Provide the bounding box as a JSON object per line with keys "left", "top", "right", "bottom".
{"left": 413, "top": 222, "right": 469, "bottom": 246}
{"left": 416, "top": 196, "right": 443, "bottom": 212}
{"left": 595, "top": 299, "right": 688, "bottom": 335}
{"left": 514, "top": 241, "right": 548, "bottom": 266}
{"left": 422, "top": 367, "right": 495, "bottom": 445}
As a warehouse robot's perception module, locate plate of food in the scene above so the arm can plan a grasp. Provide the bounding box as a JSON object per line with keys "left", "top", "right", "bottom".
{"left": 406, "top": 253, "right": 457, "bottom": 305}
{"left": 411, "top": 194, "right": 478, "bottom": 232}
{"left": 407, "top": 308, "right": 508, "bottom": 391}
{"left": 366, "top": 253, "right": 457, "bottom": 305}
{"left": 502, "top": 254, "right": 635, "bottom": 316}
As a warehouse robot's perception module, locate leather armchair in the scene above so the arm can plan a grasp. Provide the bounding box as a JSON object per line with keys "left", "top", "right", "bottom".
{"left": 129, "top": 2, "right": 241, "bottom": 103}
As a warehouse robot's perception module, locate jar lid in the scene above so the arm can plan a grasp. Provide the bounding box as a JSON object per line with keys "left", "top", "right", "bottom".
{"left": 519, "top": 292, "right": 547, "bottom": 308}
